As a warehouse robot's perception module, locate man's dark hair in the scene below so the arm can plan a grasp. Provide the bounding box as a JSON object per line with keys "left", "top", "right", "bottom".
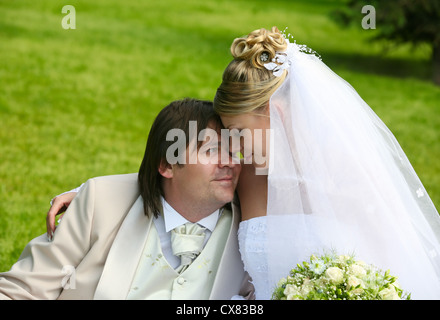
{"left": 138, "top": 98, "right": 223, "bottom": 217}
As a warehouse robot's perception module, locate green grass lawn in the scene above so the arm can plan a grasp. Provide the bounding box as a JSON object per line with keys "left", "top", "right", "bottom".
{"left": 1, "top": 0, "right": 439, "bottom": 271}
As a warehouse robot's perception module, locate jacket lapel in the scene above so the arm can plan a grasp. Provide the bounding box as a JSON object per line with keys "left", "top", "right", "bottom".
{"left": 209, "top": 202, "right": 245, "bottom": 299}
{"left": 94, "top": 196, "right": 152, "bottom": 299}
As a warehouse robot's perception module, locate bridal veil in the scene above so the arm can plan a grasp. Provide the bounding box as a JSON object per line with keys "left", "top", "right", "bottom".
{"left": 265, "top": 39, "right": 440, "bottom": 299}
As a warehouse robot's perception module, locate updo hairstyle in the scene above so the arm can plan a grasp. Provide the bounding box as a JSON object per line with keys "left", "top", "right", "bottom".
{"left": 214, "top": 26, "right": 288, "bottom": 115}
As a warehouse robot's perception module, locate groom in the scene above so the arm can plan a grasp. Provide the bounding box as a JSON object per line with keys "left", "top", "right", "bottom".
{"left": 0, "top": 98, "right": 251, "bottom": 299}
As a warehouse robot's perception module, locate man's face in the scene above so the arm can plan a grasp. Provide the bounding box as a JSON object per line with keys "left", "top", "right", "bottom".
{"left": 162, "top": 122, "right": 241, "bottom": 217}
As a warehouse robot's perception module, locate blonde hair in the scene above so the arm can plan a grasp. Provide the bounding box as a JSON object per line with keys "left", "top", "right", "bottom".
{"left": 214, "top": 26, "right": 288, "bottom": 115}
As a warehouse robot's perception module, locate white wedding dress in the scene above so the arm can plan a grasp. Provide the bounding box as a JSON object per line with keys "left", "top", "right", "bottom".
{"left": 238, "top": 215, "right": 323, "bottom": 300}
{"left": 238, "top": 216, "right": 271, "bottom": 300}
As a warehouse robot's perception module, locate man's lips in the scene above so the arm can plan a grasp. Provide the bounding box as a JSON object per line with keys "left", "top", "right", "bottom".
{"left": 214, "top": 176, "right": 233, "bottom": 181}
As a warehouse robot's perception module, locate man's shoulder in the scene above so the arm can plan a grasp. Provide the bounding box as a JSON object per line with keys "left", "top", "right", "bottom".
{"left": 86, "top": 173, "right": 138, "bottom": 190}
{"left": 81, "top": 173, "right": 140, "bottom": 204}
{"left": 77, "top": 173, "right": 142, "bottom": 227}
{"left": 89, "top": 173, "right": 138, "bottom": 185}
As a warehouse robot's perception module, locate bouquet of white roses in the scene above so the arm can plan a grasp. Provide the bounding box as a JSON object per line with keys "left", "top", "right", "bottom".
{"left": 272, "top": 252, "right": 411, "bottom": 300}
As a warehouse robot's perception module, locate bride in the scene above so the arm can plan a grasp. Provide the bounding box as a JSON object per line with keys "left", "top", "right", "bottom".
{"left": 213, "top": 26, "right": 440, "bottom": 299}
{"left": 47, "top": 27, "right": 440, "bottom": 300}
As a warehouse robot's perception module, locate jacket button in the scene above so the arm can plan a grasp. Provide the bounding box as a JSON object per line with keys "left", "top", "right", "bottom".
{"left": 177, "top": 277, "right": 186, "bottom": 285}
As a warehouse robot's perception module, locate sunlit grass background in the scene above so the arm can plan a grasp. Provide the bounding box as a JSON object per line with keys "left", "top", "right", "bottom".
{"left": 1, "top": 0, "right": 439, "bottom": 271}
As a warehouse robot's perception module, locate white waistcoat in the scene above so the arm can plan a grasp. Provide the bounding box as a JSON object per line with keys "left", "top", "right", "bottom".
{"left": 126, "top": 210, "right": 232, "bottom": 299}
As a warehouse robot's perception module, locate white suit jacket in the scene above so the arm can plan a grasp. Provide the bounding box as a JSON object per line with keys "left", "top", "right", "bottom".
{"left": 0, "top": 173, "right": 249, "bottom": 299}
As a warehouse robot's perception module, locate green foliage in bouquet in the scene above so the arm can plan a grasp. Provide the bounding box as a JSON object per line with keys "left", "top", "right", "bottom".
{"left": 272, "top": 253, "right": 411, "bottom": 300}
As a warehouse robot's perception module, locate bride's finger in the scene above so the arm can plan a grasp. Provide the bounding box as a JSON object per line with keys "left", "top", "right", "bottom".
{"left": 46, "top": 200, "right": 66, "bottom": 238}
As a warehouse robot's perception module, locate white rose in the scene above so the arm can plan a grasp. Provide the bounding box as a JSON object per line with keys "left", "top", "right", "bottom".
{"left": 348, "top": 264, "right": 367, "bottom": 278}
{"left": 285, "top": 284, "right": 301, "bottom": 300}
{"left": 346, "top": 275, "right": 364, "bottom": 294}
{"left": 325, "top": 267, "right": 344, "bottom": 284}
{"left": 299, "top": 278, "right": 313, "bottom": 296}
{"left": 379, "top": 286, "right": 400, "bottom": 300}
{"left": 284, "top": 284, "right": 299, "bottom": 297}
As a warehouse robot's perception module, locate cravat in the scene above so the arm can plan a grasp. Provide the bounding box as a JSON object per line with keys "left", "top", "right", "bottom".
{"left": 171, "top": 222, "right": 206, "bottom": 273}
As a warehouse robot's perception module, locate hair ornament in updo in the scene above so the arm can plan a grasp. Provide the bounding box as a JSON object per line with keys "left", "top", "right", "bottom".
{"left": 260, "top": 52, "right": 270, "bottom": 63}
{"left": 264, "top": 27, "right": 322, "bottom": 77}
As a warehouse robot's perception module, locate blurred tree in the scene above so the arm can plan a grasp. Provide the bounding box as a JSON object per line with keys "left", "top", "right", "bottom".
{"left": 332, "top": 0, "right": 440, "bottom": 85}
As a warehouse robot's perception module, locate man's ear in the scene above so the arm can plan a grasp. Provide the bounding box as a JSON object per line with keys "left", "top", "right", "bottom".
{"left": 158, "top": 160, "right": 173, "bottom": 178}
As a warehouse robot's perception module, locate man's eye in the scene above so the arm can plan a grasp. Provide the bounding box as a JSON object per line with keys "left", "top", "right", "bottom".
{"left": 207, "top": 147, "right": 218, "bottom": 154}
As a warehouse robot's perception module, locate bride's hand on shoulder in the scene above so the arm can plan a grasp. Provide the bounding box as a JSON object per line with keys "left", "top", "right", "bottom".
{"left": 46, "top": 192, "right": 77, "bottom": 240}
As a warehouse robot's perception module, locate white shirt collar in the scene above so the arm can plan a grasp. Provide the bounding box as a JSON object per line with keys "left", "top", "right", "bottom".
{"left": 161, "top": 197, "right": 220, "bottom": 233}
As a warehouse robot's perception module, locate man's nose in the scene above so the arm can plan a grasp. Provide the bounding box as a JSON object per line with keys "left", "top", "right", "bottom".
{"left": 218, "top": 148, "right": 240, "bottom": 168}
